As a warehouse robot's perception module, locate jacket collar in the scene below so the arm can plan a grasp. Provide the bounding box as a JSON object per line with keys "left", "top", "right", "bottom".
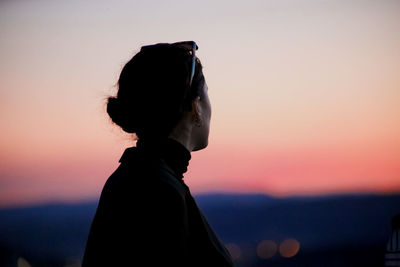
{"left": 119, "top": 137, "right": 191, "bottom": 180}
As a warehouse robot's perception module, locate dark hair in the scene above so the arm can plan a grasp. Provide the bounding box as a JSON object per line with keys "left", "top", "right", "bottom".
{"left": 106, "top": 43, "right": 205, "bottom": 140}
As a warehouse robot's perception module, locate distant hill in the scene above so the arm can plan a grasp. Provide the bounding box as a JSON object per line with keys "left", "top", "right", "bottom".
{"left": 0, "top": 193, "right": 399, "bottom": 267}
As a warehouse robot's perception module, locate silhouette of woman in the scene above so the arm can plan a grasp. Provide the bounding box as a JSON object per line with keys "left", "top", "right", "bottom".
{"left": 82, "top": 41, "right": 235, "bottom": 266}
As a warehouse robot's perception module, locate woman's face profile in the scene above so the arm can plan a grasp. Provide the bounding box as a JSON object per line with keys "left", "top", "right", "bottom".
{"left": 192, "top": 80, "right": 211, "bottom": 151}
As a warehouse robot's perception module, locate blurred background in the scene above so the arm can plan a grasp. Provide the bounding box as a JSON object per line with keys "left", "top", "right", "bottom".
{"left": 0, "top": 0, "right": 399, "bottom": 266}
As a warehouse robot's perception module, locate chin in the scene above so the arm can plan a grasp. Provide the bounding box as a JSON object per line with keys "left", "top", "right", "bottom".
{"left": 192, "top": 139, "right": 208, "bottom": 152}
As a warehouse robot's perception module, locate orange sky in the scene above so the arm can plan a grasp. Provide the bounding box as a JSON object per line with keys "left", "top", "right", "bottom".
{"left": 0, "top": 0, "right": 399, "bottom": 207}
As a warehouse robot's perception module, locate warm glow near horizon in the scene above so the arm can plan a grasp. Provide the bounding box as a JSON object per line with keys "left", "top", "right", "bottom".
{"left": 1, "top": 0, "right": 399, "bottom": 207}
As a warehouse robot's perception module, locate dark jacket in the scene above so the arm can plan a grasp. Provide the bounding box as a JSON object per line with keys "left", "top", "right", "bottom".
{"left": 82, "top": 138, "right": 234, "bottom": 266}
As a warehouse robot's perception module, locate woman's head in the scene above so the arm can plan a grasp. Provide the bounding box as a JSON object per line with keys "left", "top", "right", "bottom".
{"left": 106, "top": 41, "right": 211, "bottom": 151}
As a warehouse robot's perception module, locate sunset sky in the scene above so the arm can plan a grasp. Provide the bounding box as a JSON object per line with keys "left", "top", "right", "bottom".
{"left": 1, "top": 0, "right": 399, "bottom": 207}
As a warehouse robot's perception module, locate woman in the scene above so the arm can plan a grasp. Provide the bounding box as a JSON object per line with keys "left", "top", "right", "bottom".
{"left": 82, "top": 41, "right": 235, "bottom": 266}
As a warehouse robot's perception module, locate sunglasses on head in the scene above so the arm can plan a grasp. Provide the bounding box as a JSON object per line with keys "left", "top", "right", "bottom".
{"left": 140, "top": 41, "right": 198, "bottom": 88}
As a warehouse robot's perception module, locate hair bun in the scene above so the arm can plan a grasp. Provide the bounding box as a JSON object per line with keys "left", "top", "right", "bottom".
{"left": 106, "top": 97, "right": 120, "bottom": 120}
{"left": 107, "top": 97, "right": 136, "bottom": 133}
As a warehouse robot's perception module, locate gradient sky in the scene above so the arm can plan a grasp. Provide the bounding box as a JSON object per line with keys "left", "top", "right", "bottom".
{"left": 1, "top": 0, "right": 399, "bottom": 207}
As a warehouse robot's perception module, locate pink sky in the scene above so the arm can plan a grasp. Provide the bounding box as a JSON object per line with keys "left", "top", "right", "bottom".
{"left": 0, "top": 0, "right": 399, "bottom": 207}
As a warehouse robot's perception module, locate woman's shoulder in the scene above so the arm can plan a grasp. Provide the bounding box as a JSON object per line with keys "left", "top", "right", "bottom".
{"left": 101, "top": 150, "right": 187, "bottom": 202}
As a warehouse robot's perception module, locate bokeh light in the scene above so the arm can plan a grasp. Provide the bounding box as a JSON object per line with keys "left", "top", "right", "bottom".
{"left": 225, "top": 243, "right": 242, "bottom": 260}
{"left": 17, "top": 257, "right": 31, "bottom": 267}
{"left": 279, "top": 238, "right": 300, "bottom": 258}
{"left": 256, "top": 240, "right": 278, "bottom": 259}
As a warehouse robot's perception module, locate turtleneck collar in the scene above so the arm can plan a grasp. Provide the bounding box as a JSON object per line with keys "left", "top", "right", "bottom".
{"left": 119, "top": 137, "right": 191, "bottom": 180}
